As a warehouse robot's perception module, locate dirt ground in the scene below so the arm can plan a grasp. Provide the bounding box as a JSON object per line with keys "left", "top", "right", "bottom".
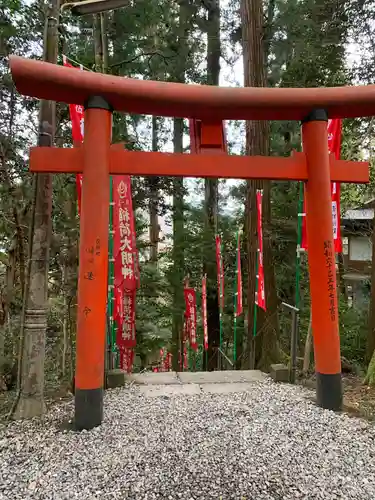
{"left": 341, "top": 374, "right": 375, "bottom": 420}
{"left": 301, "top": 374, "right": 375, "bottom": 421}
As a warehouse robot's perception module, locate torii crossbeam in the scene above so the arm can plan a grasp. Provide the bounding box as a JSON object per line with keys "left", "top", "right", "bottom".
{"left": 9, "top": 55, "right": 371, "bottom": 430}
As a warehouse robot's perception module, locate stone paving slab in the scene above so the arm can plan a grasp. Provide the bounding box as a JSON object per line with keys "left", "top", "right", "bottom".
{"left": 199, "top": 382, "right": 257, "bottom": 394}
{"left": 125, "top": 372, "right": 180, "bottom": 385}
{"left": 138, "top": 384, "right": 201, "bottom": 397}
{"left": 125, "top": 370, "right": 267, "bottom": 386}
{"left": 178, "top": 369, "right": 266, "bottom": 384}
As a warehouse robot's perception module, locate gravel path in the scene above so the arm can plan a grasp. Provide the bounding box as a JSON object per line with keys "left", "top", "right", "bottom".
{"left": 1, "top": 379, "right": 375, "bottom": 500}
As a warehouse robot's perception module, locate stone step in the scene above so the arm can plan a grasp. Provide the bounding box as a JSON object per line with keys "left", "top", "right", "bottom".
{"left": 122, "top": 369, "right": 266, "bottom": 386}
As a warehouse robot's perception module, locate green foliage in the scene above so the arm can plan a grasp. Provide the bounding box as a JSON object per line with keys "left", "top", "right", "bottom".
{"left": 339, "top": 298, "right": 369, "bottom": 366}
{"left": 2, "top": 0, "right": 375, "bottom": 386}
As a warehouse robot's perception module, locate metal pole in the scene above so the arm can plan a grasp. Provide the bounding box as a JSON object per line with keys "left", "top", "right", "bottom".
{"left": 281, "top": 302, "right": 299, "bottom": 384}
{"left": 295, "top": 181, "right": 304, "bottom": 310}
{"left": 233, "top": 230, "right": 239, "bottom": 367}
{"left": 218, "top": 237, "right": 224, "bottom": 371}
{"left": 290, "top": 310, "right": 298, "bottom": 384}
{"left": 250, "top": 249, "right": 259, "bottom": 370}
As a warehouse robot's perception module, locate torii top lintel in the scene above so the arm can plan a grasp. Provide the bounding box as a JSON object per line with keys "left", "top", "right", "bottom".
{"left": 9, "top": 55, "right": 375, "bottom": 121}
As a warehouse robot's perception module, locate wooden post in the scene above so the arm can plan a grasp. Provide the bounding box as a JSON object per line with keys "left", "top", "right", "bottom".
{"left": 302, "top": 109, "right": 342, "bottom": 411}
{"left": 74, "top": 96, "right": 112, "bottom": 430}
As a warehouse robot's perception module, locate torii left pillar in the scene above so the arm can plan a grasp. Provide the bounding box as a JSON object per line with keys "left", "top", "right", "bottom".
{"left": 75, "top": 96, "right": 112, "bottom": 431}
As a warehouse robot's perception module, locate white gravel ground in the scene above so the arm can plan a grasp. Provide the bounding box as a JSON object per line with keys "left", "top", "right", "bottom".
{"left": 1, "top": 379, "right": 375, "bottom": 500}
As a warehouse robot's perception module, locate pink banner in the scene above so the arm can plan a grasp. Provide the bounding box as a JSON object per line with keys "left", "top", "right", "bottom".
{"left": 202, "top": 275, "right": 208, "bottom": 350}
{"left": 184, "top": 288, "right": 198, "bottom": 351}
{"left": 215, "top": 235, "right": 224, "bottom": 309}
{"left": 255, "top": 190, "right": 266, "bottom": 310}
{"left": 236, "top": 231, "right": 243, "bottom": 316}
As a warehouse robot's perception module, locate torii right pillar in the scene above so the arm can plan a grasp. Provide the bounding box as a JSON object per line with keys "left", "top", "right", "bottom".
{"left": 302, "top": 109, "right": 341, "bottom": 411}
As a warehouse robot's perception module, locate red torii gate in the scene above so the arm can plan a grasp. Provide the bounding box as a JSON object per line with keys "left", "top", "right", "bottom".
{"left": 9, "top": 55, "right": 371, "bottom": 430}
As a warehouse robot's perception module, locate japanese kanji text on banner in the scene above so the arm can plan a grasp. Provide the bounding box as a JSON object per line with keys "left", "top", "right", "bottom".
{"left": 184, "top": 288, "right": 198, "bottom": 351}
{"left": 113, "top": 176, "right": 138, "bottom": 371}
{"left": 202, "top": 275, "right": 208, "bottom": 351}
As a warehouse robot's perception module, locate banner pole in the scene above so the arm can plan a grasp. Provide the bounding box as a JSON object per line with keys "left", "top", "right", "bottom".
{"left": 251, "top": 249, "right": 259, "bottom": 369}
{"left": 108, "top": 176, "right": 116, "bottom": 368}
{"left": 233, "top": 230, "right": 238, "bottom": 365}
{"left": 219, "top": 237, "right": 224, "bottom": 369}
{"left": 295, "top": 182, "right": 304, "bottom": 310}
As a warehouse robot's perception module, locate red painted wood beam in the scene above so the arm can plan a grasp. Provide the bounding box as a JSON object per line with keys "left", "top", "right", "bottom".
{"left": 29, "top": 146, "right": 369, "bottom": 183}
{"left": 9, "top": 55, "right": 375, "bottom": 121}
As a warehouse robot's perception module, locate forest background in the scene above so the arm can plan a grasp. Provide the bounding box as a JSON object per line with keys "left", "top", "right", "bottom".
{"left": 2, "top": 0, "right": 375, "bottom": 419}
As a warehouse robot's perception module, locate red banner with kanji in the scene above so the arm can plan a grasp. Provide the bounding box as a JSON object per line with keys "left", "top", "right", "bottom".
{"left": 115, "top": 291, "right": 136, "bottom": 349}
{"left": 113, "top": 176, "right": 137, "bottom": 292}
{"left": 301, "top": 119, "right": 342, "bottom": 252}
{"left": 120, "top": 348, "right": 135, "bottom": 374}
{"left": 215, "top": 235, "right": 224, "bottom": 309}
{"left": 202, "top": 275, "right": 208, "bottom": 350}
{"left": 255, "top": 190, "right": 266, "bottom": 310}
{"left": 184, "top": 288, "right": 198, "bottom": 351}
{"left": 62, "top": 56, "right": 84, "bottom": 214}
{"left": 113, "top": 176, "right": 137, "bottom": 365}
{"left": 236, "top": 231, "right": 243, "bottom": 316}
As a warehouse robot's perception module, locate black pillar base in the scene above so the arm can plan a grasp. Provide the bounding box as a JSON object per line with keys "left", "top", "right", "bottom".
{"left": 74, "top": 387, "right": 103, "bottom": 431}
{"left": 316, "top": 372, "right": 342, "bottom": 411}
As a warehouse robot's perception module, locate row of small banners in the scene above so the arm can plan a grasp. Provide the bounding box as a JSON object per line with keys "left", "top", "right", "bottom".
{"left": 152, "top": 191, "right": 268, "bottom": 372}
{"left": 63, "top": 54, "right": 342, "bottom": 372}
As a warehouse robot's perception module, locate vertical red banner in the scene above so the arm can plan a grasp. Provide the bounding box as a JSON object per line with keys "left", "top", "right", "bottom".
{"left": 202, "top": 275, "right": 208, "bottom": 350}
{"left": 328, "top": 118, "right": 342, "bottom": 253}
{"left": 236, "top": 231, "right": 243, "bottom": 316}
{"left": 255, "top": 190, "right": 266, "bottom": 311}
{"left": 113, "top": 176, "right": 137, "bottom": 371}
{"left": 62, "top": 56, "right": 84, "bottom": 214}
{"left": 184, "top": 288, "right": 198, "bottom": 351}
{"left": 215, "top": 235, "right": 224, "bottom": 309}
{"left": 113, "top": 176, "right": 137, "bottom": 292}
{"left": 120, "top": 348, "right": 135, "bottom": 374}
{"left": 301, "top": 119, "right": 342, "bottom": 252}
{"left": 163, "top": 352, "right": 172, "bottom": 371}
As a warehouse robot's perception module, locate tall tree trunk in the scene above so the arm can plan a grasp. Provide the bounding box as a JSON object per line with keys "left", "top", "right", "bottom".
{"left": 61, "top": 262, "right": 68, "bottom": 379}
{"left": 171, "top": 1, "right": 189, "bottom": 372}
{"left": 0, "top": 247, "right": 15, "bottom": 368}
{"left": 367, "top": 224, "right": 375, "bottom": 363}
{"left": 149, "top": 116, "right": 159, "bottom": 264}
{"left": 241, "top": 0, "right": 280, "bottom": 371}
{"left": 94, "top": 14, "right": 104, "bottom": 72}
{"left": 12, "top": 0, "right": 59, "bottom": 419}
{"left": 172, "top": 118, "right": 185, "bottom": 371}
{"left": 205, "top": 0, "right": 221, "bottom": 371}
{"left": 3, "top": 247, "right": 16, "bottom": 363}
